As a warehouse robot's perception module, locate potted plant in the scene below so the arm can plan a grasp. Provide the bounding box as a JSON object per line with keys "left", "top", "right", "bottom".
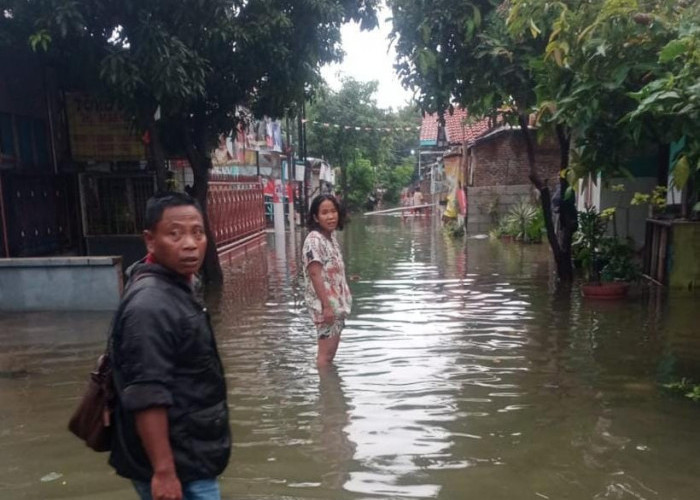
{"left": 573, "top": 207, "right": 640, "bottom": 299}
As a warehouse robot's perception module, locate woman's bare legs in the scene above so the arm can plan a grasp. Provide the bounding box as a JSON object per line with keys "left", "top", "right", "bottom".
{"left": 317, "top": 334, "right": 341, "bottom": 368}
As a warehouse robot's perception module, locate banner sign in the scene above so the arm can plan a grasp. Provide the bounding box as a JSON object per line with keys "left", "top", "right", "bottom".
{"left": 65, "top": 93, "right": 145, "bottom": 162}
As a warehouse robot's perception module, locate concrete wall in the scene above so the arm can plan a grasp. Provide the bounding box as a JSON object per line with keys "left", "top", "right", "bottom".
{"left": 601, "top": 177, "right": 657, "bottom": 249}
{"left": 669, "top": 222, "right": 700, "bottom": 290}
{"left": 465, "top": 130, "right": 559, "bottom": 234}
{"left": 467, "top": 184, "right": 536, "bottom": 234}
{"left": 577, "top": 174, "right": 657, "bottom": 249}
{"left": 577, "top": 152, "right": 662, "bottom": 249}
{"left": 85, "top": 235, "right": 145, "bottom": 271}
{"left": 0, "top": 256, "right": 123, "bottom": 311}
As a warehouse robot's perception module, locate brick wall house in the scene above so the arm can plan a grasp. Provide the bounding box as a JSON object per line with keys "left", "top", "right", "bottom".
{"left": 468, "top": 130, "right": 560, "bottom": 187}
{"left": 419, "top": 107, "right": 491, "bottom": 204}
{"left": 419, "top": 108, "right": 563, "bottom": 233}
{"left": 465, "top": 128, "right": 561, "bottom": 233}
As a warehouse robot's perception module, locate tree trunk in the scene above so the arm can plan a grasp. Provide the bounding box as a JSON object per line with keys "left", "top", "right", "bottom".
{"left": 183, "top": 126, "right": 224, "bottom": 287}
{"left": 518, "top": 114, "right": 574, "bottom": 282}
{"left": 555, "top": 125, "right": 577, "bottom": 282}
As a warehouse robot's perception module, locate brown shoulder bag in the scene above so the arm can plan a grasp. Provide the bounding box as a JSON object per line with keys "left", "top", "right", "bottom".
{"left": 68, "top": 353, "right": 114, "bottom": 452}
{"left": 67, "top": 272, "right": 155, "bottom": 452}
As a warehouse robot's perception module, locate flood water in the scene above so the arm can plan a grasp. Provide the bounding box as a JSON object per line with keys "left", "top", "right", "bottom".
{"left": 1, "top": 215, "right": 699, "bottom": 500}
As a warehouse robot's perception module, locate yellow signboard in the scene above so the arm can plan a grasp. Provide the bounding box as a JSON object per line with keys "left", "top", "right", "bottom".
{"left": 66, "top": 93, "right": 145, "bottom": 161}
{"left": 443, "top": 155, "right": 464, "bottom": 186}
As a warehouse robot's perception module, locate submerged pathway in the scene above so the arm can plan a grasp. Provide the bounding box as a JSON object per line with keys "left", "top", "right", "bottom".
{"left": 1, "top": 215, "right": 699, "bottom": 499}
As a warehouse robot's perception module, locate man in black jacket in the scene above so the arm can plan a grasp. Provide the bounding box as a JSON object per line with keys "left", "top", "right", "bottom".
{"left": 109, "top": 192, "right": 230, "bottom": 500}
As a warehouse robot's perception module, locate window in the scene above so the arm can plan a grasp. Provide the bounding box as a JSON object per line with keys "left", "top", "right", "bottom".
{"left": 81, "top": 173, "right": 156, "bottom": 235}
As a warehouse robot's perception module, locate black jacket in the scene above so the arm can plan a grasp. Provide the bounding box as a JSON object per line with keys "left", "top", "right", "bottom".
{"left": 108, "top": 262, "right": 231, "bottom": 482}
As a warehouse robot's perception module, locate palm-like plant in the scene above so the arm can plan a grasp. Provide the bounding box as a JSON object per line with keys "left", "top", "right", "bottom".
{"left": 503, "top": 199, "right": 539, "bottom": 242}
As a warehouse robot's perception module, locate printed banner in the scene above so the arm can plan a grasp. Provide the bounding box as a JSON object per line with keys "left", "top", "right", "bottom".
{"left": 65, "top": 93, "right": 145, "bottom": 161}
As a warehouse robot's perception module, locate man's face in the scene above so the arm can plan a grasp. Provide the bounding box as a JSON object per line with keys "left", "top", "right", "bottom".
{"left": 144, "top": 205, "right": 207, "bottom": 277}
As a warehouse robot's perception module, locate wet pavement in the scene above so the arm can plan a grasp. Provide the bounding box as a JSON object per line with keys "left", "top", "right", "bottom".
{"left": 1, "top": 215, "right": 699, "bottom": 499}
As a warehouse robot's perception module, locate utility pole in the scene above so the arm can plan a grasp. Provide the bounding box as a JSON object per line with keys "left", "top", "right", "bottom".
{"left": 418, "top": 147, "right": 422, "bottom": 184}
{"left": 285, "top": 116, "right": 295, "bottom": 228}
{"left": 298, "top": 100, "right": 308, "bottom": 221}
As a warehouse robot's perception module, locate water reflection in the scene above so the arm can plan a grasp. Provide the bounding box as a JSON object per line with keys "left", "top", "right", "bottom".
{"left": 314, "top": 367, "right": 354, "bottom": 490}
{"left": 1, "top": 216, "right": 700, "bottom": 500}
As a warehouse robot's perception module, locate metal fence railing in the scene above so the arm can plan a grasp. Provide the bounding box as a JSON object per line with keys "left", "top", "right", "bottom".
{"left": 80, "top": 172, "right": 266, "bottom": 249}
{"left": 79, "top": 173, "right": 155, "bottom": 236}
{"left": 207, "top": 177, "right": 266, "bottom": 248}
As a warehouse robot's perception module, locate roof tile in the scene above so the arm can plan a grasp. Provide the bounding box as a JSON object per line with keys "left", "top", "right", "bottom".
{"left": 420, "top": 107, "right": 492, "bottom": 145}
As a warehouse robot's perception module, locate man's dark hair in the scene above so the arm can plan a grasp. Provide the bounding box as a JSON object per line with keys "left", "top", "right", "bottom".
{"left": 307, "top": 194, "right": 345, "bottom": 232}
{"left": 144, "top": 191, "right": 203, "bottom": 231}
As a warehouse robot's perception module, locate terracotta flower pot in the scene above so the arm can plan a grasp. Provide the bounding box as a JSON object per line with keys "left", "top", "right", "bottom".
{"left": 581, "top": 282, "right": 629, "bottom": 299}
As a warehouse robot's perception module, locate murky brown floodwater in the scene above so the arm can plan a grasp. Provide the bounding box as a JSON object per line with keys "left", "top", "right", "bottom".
{"left": 1, "top": 215, "right": 699, "bottom": 500}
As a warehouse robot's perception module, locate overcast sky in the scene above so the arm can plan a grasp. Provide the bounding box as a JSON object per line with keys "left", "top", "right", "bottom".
{"left": 320, "top": 7, "right": 415, "bottom": 110}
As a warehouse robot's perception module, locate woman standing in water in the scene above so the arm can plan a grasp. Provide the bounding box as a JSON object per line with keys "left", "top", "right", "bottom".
{"left": 303, "top": 195, "right": 352, "bottom": 368}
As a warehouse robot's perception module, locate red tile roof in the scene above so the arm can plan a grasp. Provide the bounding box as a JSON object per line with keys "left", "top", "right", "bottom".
{"left": 419, "top": 114, "right": 439, "bottom": 142}
{"left": 420, "top": 107, "right": 493, "bottom": 144}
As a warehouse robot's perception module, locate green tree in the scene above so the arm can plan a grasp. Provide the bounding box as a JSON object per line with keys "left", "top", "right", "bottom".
{"left": 510, "top": 0, "right": 698, "bottom": 214}
{"left": 624, "top": 2, "right": 700, "bottom": 216}
{"left": 389, "top": 0, "right": 579, "bottom": 281}
{"left": 346, "top": 154, "right": 376, "bottom": 210}
{"left": 306, "top": 78, "right": 385, "bottom": 194}
{"left": 305, "top": 77, "right": 420, "bottom": 207}
{"left": 511, "top": 1, "right": 686, "bottom": 179}
{"left": 378, "top": 161, "right": 414, "bottom": 205}
{"left": 2, "top": 0, "right": 379, "bottom": 284}
{"left": 390, "top": 0, "right": 698, "bottom": 281}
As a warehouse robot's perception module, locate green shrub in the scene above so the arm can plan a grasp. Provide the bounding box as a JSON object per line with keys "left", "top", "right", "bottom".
{"left": 599, "top": 238, "right": 640, "bottom": 282}
{"left": 444, "top": 219, "right": 465, "bottom": 238}
{"left": 573, "top": 207, "right": 640, "bottom": 282}
{"left": 525, "top": 207, "right": 545, "bottom": 243}
{"left": 663, "top": 379, "right": 700, "bottom": 402}
{"left": 498, "top": 199, "right": 544, "bottom": 243}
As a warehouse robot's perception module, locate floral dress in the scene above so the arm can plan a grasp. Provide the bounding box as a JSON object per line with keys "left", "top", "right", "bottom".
{"left": 302, "top": 230, "right": 352, "bottom": 336}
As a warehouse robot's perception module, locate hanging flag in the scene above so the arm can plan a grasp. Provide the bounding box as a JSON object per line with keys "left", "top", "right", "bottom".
{"left": 303, "top": 118, "right": 421, "bottom": 133}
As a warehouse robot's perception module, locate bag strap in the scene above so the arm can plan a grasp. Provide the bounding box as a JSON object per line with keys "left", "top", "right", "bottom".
{"left": 88, "top": 274, "right": 157, "bottom": 380}
{"left": 105, "top": 272, "right": 158, "bottom": 359}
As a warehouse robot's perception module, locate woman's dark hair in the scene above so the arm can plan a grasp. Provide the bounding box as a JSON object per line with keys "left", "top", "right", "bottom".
{"left": 144, "top": 191, "right": 203, "bottom": 231}
{"left": 307, "top": 194, "right": 345, "bottom": 231}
